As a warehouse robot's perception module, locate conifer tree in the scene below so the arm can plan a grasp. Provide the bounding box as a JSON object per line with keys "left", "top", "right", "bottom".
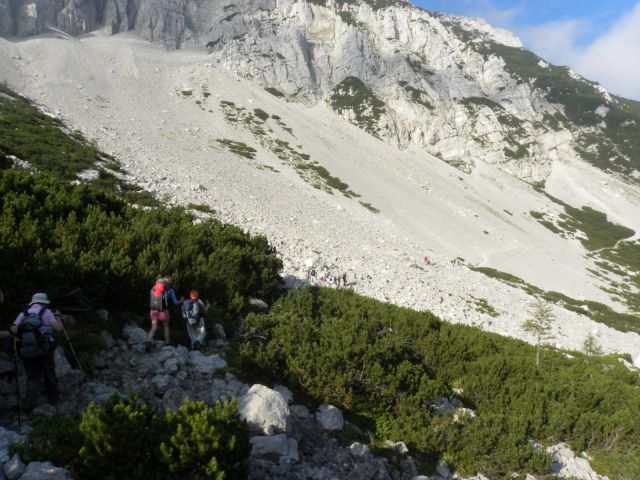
{"left": 522, "top": 299, "right": 556, "bottom": 368}
{"left": 583, "top": 332, "right": 604, "bottom": 356}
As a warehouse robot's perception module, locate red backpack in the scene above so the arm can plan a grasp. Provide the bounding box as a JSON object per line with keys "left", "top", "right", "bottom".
{"left": 149, "top": 280, "right": 169, "bottom": 311}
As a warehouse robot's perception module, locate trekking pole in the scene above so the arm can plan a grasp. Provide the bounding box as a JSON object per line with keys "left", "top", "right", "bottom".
{"left": 12, "top": 336, "right": 21, "bottom": 433}
{"left": 58, "top": 318, "right": 86, "bottom": 375}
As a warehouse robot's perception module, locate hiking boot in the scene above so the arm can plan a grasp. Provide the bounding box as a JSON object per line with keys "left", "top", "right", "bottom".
{"left": 144, "top": 341, "right": 152, "bottom": 353}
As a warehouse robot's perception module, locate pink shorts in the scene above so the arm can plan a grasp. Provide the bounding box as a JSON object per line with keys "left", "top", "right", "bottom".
{"left": 150, "top": 309, "right": 170, "bottom": 322}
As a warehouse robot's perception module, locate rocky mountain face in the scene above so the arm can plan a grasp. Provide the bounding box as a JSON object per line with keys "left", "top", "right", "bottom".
{"left": 2, "top": 0, "right": 638, "bottom": 185}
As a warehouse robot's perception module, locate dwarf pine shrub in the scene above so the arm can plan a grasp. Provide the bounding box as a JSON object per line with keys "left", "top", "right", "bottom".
{"left": 71, "top": 395, "right": 249, "bottom": 479}
{"left": 237, "top": 287, "right": 640, "bottom": 478}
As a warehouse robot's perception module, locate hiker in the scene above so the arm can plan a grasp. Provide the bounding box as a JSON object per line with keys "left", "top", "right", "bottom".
{"left": 342, "top": 272, "right": 347, "bottom": 287}
{"left": 146, "top": 276, "right": 182, "bottom": 351}
{"left": 0, "top": 292, "right": 62, "bottom": 410}
{"left": 182, "top": 289, "right": 209, "bottom": 350}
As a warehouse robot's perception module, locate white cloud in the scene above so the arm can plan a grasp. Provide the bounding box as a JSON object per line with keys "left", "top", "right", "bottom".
{"left": 518, "top": 3, "right": 640, "bottom": 100}
{"left": 519, "top": 19, "right": 586, "bottom": 66}
{"left": 574, "top": 3, "right": 640, "bottom": 100}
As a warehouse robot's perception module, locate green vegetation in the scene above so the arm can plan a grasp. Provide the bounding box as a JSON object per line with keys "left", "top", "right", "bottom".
{"left": 359, "top": 201, "right": 380, "bottom": 213}
{"left": 0, "top": 166, "right": 282, "bottom": 329}
{"left": 216, "top": 138, "right": 258, "bottom": 159}
{"left": 187, "top": 203, "right": 216, "bottom": 215}
{"left": 438, "top": 18, "right": 640, "bottom": 181}
{"left": 522, "top": 299, "right": 556, "bottom": 368}
{"left": 264, "top": 87, "right": 285, "bottom": 98}
{"left": 401, "top": 84, "right": 434, "bottom": 110}
{"left": 14, "top": 396, "right": 249, "bottom": 479}
{"left": 470, "top": 297, "right": 499, "bottom": 317}
{"left": 471, "top": 267, "right": 640, "bottom": 333}
{"left": 0, "top": 84, "right": 158, "bottom": 207}
{"left": 327, "top": 77, "right": 387, "bottom": 138}
{"left": 237, "top": 287, "right": 640, "bottom": 478}
{"left": 527, "top": 193, "right": 638, "bottom": 316}
{"left": 0, "top": 84, "right": 283, "bottom": 339}
{"left": 583, "top": 333, "right": 604, "bottom": 356}
{"left": 219, "top": 100, "right": 375, "bottom": 207}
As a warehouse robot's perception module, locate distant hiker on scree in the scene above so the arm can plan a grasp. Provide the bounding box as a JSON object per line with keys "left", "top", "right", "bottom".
{"left": 146, "top": 276, "right": 182, "bottom": 351}
{"left": 0, "top": 293, "right": 63, "bottom": 410}
{"left": 182, "top": 289, "right": 209, "bottom": 350}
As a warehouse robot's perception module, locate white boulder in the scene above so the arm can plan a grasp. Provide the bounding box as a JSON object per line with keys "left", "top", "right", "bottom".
{"left": 239, "top": 384, "right": 290, "bottom": 434}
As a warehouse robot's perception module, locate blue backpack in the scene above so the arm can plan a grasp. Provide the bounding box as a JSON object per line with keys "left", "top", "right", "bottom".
{"left": 18, "top": 309, "right": 51, "bottom": 359}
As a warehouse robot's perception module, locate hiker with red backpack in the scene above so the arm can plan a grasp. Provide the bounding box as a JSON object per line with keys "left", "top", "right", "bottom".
{"left": 0, "top": 292, "right": 63, "bottom": 410}
{"left": 146, "top": 276, "right": 182, "bottom": 352}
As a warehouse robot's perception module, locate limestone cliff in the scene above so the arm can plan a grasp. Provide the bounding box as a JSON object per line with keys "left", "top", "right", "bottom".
{"left": 2, "top": 0, "right": 638, "bottom": 184}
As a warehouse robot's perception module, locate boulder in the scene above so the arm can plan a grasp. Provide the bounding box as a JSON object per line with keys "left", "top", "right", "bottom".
{"left": 432, "top": 396, "right": 461, "bottom": 416}
{"left": 547, "top": 443, "right": 607, "bottom": 480}
{"left": 78, "top": 382, "right": 118, "bottom": 406}
{"left": 239, "top": 384, "right": 290, "bottom": 434}
{"left": 248, "top": 297, "right": 269, "bottom": 313}
{"left": 250, "top": 434, "right": 299, "bottom": 463}
{"left": 213, "top": 323, "right": 226, "bottom": 340}
{"left": 384, "top": 440, "right": 408, "bottom": 455}
{"left": 349, "top": 442, "right": 371, "bottom": 458}
{"left": 95, "top": 309, "right": 110, "bottom": 322}
{"left": 290, "top": 404, "right": 312, "bottom": 419}
{"left": 436, "top": 460, "right": 451, "bottom": 479}
{"left": 100, "top": 331, "right": 116, "bottom": 349}
{"left": 188, "top": 351, "right": 227, "bottom": 375}
{"left": 3, "top": 453, "right": 25, "bottom": 480}
{"left": 20, "top": 461, "right": 73, "bottom": 480}
{"left": 151, "top": 374, "right": 177, "bottom": 396}
{"left": 0, "top": 427, "right": 27, "bottom": 463}
{"left": 122, "top": 324, "right": 147, "bottom": 346}
{"left": 316, "top": 404, "right": 344, "bottom": 431}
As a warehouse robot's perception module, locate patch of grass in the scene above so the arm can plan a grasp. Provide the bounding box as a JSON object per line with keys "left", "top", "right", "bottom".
{"left": 402, "top": 84, "right": 434, "bottom": 110}
{"left": 327, "top": 77, "right": 386, "bottom": 138}
{"left": 471, "top": 266, "right": 640, "bottom": 333}
{"left": 253, "top": 108, "right": 269, "bottom": 121}
{"left": 216, "top": 138, "right": 257, "bottom": 159}
{"left": 503, "top": 144, "right": 529, "bottom": 160}
{"left": 264, "top": 87, "right": 285, "bottom": 98}
{"left": 359, "top": 201, "right": 380, "bottom": 213}
{"left": 219, "top": 100, "right": 367, "bottom": 201}
{"left": 187, "top": 203, "right": 216, "bottom": 215}
{"left": 470, "top": 296, "right": 499, "bottom": 317}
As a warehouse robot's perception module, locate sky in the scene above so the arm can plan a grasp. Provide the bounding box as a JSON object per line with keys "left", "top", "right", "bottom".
{"left": 411, "top": 0, "right": 640, "bottom": 101}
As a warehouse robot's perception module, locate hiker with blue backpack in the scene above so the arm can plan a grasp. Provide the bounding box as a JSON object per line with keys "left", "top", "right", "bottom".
{"left": 146, "top": 276, "right": 183, "bottom": 352}
{"left": 1, "top": 292, "right": 62, "bottom": 410}
{"left": 182, "top": 289, "right": 209, "bottom": 350}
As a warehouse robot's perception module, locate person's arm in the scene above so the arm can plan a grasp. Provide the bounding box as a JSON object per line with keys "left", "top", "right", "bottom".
{"left": 0, "top": 327, "right": 16, "bottom": 338}
{"left": 43, "top": 309, "right": 63, "bottom": 332}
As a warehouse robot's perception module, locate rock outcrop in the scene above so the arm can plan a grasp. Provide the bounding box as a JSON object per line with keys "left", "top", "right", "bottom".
{"left": 2, "top": 0, "right": 637, "bottom": 184}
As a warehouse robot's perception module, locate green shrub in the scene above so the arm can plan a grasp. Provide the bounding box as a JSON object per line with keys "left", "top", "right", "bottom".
{"left": 0, "top": 168, "right": 282, "bottom": 328}
{"left": 161, "top": 399, "right": 250, "bottom": 479}
{"left": 11, "top": 415, "right": 82, "bottom": 468}
{"left": 74, "top": 395, "right": 249, "bottom": 480}
{"left": 237, "top": 288, "right": 640, "bottom": 478}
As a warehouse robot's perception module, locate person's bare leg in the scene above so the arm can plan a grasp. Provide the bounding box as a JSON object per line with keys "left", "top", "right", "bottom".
{"left": 147, "top": 320, "right": 158, "bottom": 341}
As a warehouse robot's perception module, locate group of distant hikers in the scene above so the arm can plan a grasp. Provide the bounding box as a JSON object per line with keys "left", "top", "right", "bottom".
{"left": 145, "top": 275, "right": 209, "bottom": 352}
{"left": 0, "top": 276, "right": 210, "bottom": 412}
{"left": 305, "top": 265, "right": 348, "bottom": 287}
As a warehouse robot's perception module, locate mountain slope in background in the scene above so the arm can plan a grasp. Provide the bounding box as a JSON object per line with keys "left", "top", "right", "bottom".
{"left": 1, "top": 0, "right": 639, "bottom": 359}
